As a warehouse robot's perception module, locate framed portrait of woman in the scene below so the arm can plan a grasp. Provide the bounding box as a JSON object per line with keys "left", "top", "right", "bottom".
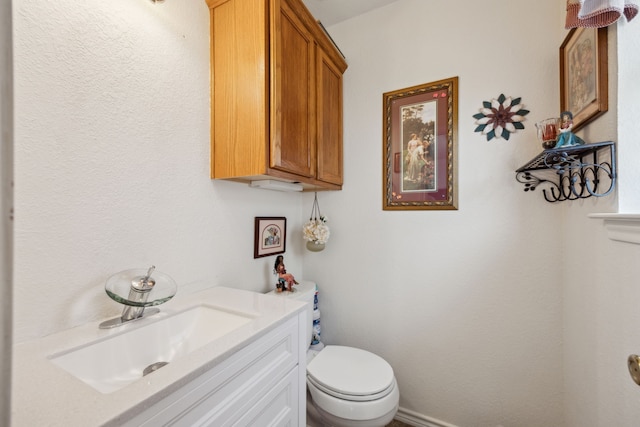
{"left": 382, "top": 77, "right": 458, "bottom": 211}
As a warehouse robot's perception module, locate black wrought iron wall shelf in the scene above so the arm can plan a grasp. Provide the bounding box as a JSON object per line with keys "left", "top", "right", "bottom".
{"left": 515, "top": 141, "right": 616, "bottom": 203}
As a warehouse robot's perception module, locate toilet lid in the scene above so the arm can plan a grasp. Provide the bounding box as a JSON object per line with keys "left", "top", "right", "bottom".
{"left": 306, "top": 346, "right": 395, "bottom": 399}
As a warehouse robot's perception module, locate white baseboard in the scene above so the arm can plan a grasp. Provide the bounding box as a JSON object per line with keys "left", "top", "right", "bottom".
{"left": 394, "top": 407, "right": 459, "bottom": 427}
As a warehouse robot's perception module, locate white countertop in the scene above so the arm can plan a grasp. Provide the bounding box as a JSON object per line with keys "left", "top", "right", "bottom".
{"left": 11, "top": 286, "right": 306, "bottom": 426}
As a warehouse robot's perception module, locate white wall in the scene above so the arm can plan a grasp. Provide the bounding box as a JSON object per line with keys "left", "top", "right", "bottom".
{"left": 617, "top": 19, "right": 640, "bottom": 213}
{"left": 562, "top": 18, "right": 640, "bottom": 427}
{"left": 1, "top": 0, "right": 13, "bottom": 424}
{"left": 13, "top": 0, "right": 640, "bottom": 426}
{"left": 306, "top": 1, "right": 566, "bottom": 426}
{"left": 12, "top": 0, "right": 305, "bottom": 343}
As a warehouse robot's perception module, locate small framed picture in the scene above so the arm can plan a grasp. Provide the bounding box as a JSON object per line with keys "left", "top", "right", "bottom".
{"left": 559, "top": 27, "right": 608, "bottom": 132}
{"left": 254, "top": 217, "right": 286, "bottom": 258}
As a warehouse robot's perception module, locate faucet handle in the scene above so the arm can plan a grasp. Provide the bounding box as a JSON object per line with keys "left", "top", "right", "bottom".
{"left": 131, "top": 265, "right": 156, "bottom": 291}
{"left": 144, "top": 265, "right": 155, "bottom": 281}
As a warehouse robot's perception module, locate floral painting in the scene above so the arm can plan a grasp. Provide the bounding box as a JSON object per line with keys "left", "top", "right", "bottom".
{"left": 560, "top": 27, "right": 608, "bottom": 132}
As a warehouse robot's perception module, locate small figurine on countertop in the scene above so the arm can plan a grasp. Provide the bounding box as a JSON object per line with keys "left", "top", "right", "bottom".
{"left": 554, "top": 111, "right": 585, "bottom": 148}
{"left": 273, "top": 255, "right": 299, "bottom": 292}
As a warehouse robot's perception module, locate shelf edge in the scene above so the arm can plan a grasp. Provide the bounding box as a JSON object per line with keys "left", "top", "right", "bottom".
{"left": 589, "top": 213, "right": 640, "bottom": 244}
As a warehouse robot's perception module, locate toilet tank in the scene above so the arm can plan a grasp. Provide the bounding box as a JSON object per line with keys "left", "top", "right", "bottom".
{"left": 266, "top": 280, "right": 316, "bottom": 347}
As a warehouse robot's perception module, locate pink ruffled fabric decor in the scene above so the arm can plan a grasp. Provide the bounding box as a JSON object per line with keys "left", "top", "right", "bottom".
{"left": 566, "top": 0, "right": 639, "bottom": 28}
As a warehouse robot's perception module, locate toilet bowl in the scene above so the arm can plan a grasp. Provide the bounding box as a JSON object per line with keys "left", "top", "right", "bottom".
{"left": 267, "top": 281, "right": 399, "bottom": 427}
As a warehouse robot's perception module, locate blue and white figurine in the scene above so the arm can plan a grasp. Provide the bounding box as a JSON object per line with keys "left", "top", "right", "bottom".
{"left": 554, "top": 111, "right": 585, "bottom": 148}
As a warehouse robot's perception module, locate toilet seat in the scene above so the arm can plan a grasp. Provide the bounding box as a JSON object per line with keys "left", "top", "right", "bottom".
{"left": 307, "top": 345, "right": 395, "bottom": 401}
{"left": 307, "top": 375, "right": 395, "bottom": 402}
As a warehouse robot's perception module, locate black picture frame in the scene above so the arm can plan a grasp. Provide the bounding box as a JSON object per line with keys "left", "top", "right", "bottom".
{"left": 254, "top": 217, "right": 286, "bottom": 258}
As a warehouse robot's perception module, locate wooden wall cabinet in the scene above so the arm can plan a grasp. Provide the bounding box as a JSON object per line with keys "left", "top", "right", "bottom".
{"left": 206, "top": 0, "right": 347, "bottom": 191}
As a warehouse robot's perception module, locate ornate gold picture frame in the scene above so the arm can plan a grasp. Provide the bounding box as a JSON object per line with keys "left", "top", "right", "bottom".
{"left": 382, "top": 77, "right": 458, "bottom": 210}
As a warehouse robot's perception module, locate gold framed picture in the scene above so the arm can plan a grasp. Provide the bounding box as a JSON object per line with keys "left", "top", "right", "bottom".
{"left": 382, "top": 77, "right": 458, "bottom": 210}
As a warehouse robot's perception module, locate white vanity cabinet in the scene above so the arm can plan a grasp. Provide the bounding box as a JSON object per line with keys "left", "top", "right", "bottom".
{"left": 13, "top": 287, "right": 307, "bottom": 426}
{"left": 118, "top": 314, "right": 306, "bottom": 427}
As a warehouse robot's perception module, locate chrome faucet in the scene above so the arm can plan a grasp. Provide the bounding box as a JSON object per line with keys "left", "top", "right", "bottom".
{"left": 99, "top": 265, "right": 176, "bottom": 329}
{"left": 120, "top": 265, "right": 156, "bottom": 321}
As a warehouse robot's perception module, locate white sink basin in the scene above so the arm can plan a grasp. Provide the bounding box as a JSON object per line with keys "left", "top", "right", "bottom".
{"left": 48, "top": 305, "right": 255, "bottom": 394}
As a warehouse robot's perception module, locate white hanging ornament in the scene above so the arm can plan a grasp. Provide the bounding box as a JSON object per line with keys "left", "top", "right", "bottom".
{"left": 303, "top": 193, "right": 330, "bottom": 252}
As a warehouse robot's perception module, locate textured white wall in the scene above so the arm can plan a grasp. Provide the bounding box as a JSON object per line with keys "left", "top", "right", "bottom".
{"left": 13, "top": 0, "right": 640, "bottom": 426}
{"left": 1, "top": 0, "right": 13, "bottom": 424}
{"left": 562, "top": 19, "right": 640, "bottom": 427}
{"left": 13, "top": 0, "right": 305, "bottom": 342}
{"left": 617, "top": 20, "right": 640, "bottom": 213}
{"left": 305, "top": 1, "right": 565, "bottom": 426}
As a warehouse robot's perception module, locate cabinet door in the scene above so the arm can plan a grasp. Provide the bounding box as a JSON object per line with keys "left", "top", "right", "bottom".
{"left": 270, "top": 0, "right": 316, "bottom": 178}
{"left": 120, "top": 318, "right": 300, "bottom": 427}
{"left": 316, "top": 48, "right": 343, "bottom": 185}
{"left": 236, "top": 368, "right": 299, "bottom": 426}
{"left": 210, "top": 0, "right": 269, "bottom": 179}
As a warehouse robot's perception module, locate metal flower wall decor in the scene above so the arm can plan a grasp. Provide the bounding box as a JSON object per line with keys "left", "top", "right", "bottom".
{"left": 473, "top": 94, "right": 529, "bottom": 141}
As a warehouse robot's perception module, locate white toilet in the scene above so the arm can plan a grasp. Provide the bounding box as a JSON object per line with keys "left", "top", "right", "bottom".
{"left": 268, "top": 280, "right": 399, "bottom": 427}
